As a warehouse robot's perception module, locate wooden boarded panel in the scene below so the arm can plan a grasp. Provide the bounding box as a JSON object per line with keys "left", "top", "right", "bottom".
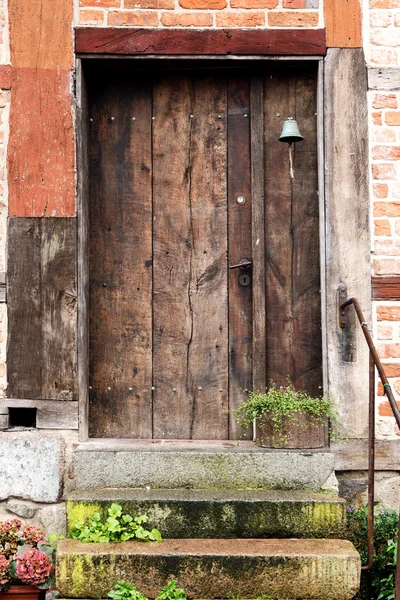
{"left": 264, "top": 69, "right": 322, "bottom": 396}
{"left": 7, "top": 218, "right": 77, "bottom": 399}
{"left": 88, "top": 78, "right": 153, "bottom": 439}
{"left": 227, "top": 78, "right": 252, "bottom": 440}
{"left": 152, "top": 75, "right": 228, "bottom": 439}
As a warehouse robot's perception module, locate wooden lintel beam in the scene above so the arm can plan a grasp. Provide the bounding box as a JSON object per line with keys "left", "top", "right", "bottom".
{"left": 75, "top": 28, "right": 326, "bottom": 56}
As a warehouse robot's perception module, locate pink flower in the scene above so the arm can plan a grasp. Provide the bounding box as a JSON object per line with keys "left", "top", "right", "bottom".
{"left": 21, "top": 526, "right": 45, "bottom": 546}
{"left": 0, "top": 554, "right": 10, "bottom": 587}
{"left": 0, "top": 520, "right": 22, "bottom": 535}
{"left": 16, "top": 549, "right": 52, "bottom": 586}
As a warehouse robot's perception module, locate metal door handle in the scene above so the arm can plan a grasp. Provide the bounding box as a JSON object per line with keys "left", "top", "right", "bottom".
{"left": 229, "top": 259, "right": 252, "bottom": 270}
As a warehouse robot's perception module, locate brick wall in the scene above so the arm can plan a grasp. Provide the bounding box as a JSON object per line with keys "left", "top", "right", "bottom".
{"left": 77, "top": 0, "right": 322, "bottom": 29}
{"left": 368, "top": 0, "right": 400, "bottom": 441}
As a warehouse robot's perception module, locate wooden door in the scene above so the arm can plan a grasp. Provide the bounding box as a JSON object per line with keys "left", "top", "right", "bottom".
{"left": 87, "top": 63, "right": 321, "bottom": 439}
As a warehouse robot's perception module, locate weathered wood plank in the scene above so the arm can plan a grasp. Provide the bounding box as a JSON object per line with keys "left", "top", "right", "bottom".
{"left": 7, "top": 218, "right": 77, "bottom": 400}
{"left": 0, "top": 272, "right": 6, "bottom": 302}
{"left": 368, "top": 68, "right": 400, "bottom": 91}
{"left": 76, "top": 59, "right": 89, "bottom": 442}
{"left": 88, "top": 75, "right": 153, "bottom": 438}
{"left": 8, "top": 0, "right": 75, "bottom": 216}
{"left": 227, "top": 78, "right": 252, "bottom": 440}
{"left": 76, "top": 28, "right": 326, "bottom": 56}
{"left": 264, "top": 68, "right": 321, "bottom": 396}
{"left": 152, "top": 75, "right": 228, "bottom": 439}
{"left": 0, "top": 399, "right": 78, "bottom": 429}
{"left": 250, "top": 76, "right": 266, "bottom": 396}
{"left": 372, "top": 276, "right": 400, "bottom": 300}
{"left": 333, "top": 438, "right": 400, "bottom": 471}
{"left": 324, "top": 49, "right": 371, "bottom": 437}
{"left": 325, "top": 0, "right": 362, "bottom": 48}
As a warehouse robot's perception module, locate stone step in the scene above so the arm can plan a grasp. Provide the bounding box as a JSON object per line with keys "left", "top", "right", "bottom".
{"left": 66, "top": 488, "right": 346, "bottom": 539}
{"left": 56, "top": 538, "right": 360, "bottom": 600}
{"left": 71, "top": 442, "right": 336, "bottom": 491}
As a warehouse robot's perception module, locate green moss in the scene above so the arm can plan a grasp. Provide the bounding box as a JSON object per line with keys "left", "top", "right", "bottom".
{"left": 66, "top": 500, "right": 102, "bottom": 534}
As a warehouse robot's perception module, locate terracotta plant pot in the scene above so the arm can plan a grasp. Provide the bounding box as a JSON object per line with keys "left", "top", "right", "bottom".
{"left": 0, "top": 586, "right": 45, "bottom": 600}
{"left": 255, "top": 412, "right": 327, "bottom": 449}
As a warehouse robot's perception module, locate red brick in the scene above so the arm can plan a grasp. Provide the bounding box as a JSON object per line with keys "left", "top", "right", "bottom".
{"left": 374, "top": 259, "right": 400, "bottom": 275}
{"left": 386, "top": 112, "right": 400, "bottom": 126}
{"left": 377, "top": 306, "right": 400, "bottom": 321}
{"left": 374, "top": 183, "right": 389, "bottom": 199}
{"left": 268, "top": 11, "right": 319, "bottom": 26}
{"left": 374, "top": 202, "right": 400, "bottom": 216}
{"left": 231, "top": 0, "right": 277, "bottom": 8}
{"left": 79, "top": 9, "right": 104, "bottom": 23}
{"left": 372, "top": 145, "right": 400, "bottom": 160}
{"left": 80, "top": 0, "right": 119, "bottom": 5}
{"left": 378, "top": 343, "right": 400, "bottom": 358}
{"left": 161, "top": 12, "right": 212, "bottom": 25}
{"left": 375, "top": 239, "right": 400, "bottom": 255}
{"left": 283, "top": 0, "right": 305, "bottom": 6}
{"left": 216, "top": 12, "right": 265, "bottom": 26}
{"left": 179, "top": 0, "right": 226, "bottom": 8}
{"left": 372, "top": 111, "right": 383, "bottom": 126}
{"left": 107, "top": 10, "right": 158, "bottom": 25}
{"left": 379, "top": 401, "right": 400, "bottom": 416}
{"left": 372, "top": 163, "right": 398, "bottom": 180}
{"left": 374, "top": 128, "right": 397, "bottom": 143}
{"left": 378, "top": 381, "right": 385, "bottom": 396}
{"left": 370, "top": 0, "right": 400, "bottom": 7}
{"left": 375, "top": 219, "right": 391, "bottom": 236}
{"left": 126, "top": 0, "right": 174, "bottom": 8}
{"left": 373, "top": 94, "right": 398, "bottom": 110}
{"left": 381, "top": 363, "right": 400, "bottom": 377}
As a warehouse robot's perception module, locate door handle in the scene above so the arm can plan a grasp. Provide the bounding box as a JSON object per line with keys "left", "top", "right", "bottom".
{"left": 229, "top": 259, "right": 252, "bottom": 270}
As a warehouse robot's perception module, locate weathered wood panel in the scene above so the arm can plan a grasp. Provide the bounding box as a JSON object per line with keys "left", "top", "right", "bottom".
{"left": 0, "top": 399, "right": 78, "bottom": 429}
{"left": 76, "top": 28, "right": 326, "bottom": 56}
{"left": 325, "top": 49, "right": 371, "bottom": 437}
{"left": 372, "top": 277, "right": 400, "bottom": 300}
{"left": 8, "top": 0, "right": 75, "bottom": 216}
{"left": 264, "top": 69, "right": 321, "bottom": 396}
{"left": 368, "top": 68, "right": 400, "bottom": 91}
{"left": 88, "top": 77, "right": 153, "bottom": 439}
{"left": 333, "top": 438, "right": 400, "bottom": 471}
{"left": 152, "top": 75, "right": 228, "bottom": 439}
{"left": 227, "top": 78, "right": 252, "bottom": 440}
{"left": 251, "top": 76, "right": 266, "bottom": 396}
{"left": 325, "top": 0, "right": 362, "bottom": 48}
{"left": 7, "top": 218, "right": 77, "bottom": 400}
{"left": 0, "top": 273, "right": 6, "bottom": 303}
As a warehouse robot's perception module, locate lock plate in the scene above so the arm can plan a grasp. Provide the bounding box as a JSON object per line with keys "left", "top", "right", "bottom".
{"left": 238, "top": 273, "right": 251, "bottom": 287}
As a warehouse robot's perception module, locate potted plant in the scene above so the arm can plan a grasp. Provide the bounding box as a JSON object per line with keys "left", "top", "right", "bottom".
{"left": 0, "top": 519, "right": 55, "bottom": 600}
{"left": 234, "top": 385, "right": 341, "bottom": 449}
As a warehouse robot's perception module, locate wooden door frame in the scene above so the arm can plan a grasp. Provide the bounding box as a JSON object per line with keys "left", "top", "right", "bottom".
{"left": 75, "top": 53, "right": 326, "bottom": 443}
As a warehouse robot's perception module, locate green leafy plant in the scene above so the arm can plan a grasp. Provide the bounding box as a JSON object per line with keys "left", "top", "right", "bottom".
{"left": 156, "top": 581, "right": 186, "bottom": 600}
{"left": 70, "top": 503, "right": 162, "bottom": 543}
{"left": 234, "top": 384, "right": 343, "bottom": 444}
{"left": 347, "top": 505, "right": 399, "bottom": 599}
{"left": 108, "top": 581, "right": 186, "bottom": 600}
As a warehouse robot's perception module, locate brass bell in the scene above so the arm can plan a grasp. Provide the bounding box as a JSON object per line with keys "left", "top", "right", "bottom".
{"left": 279, "top": 117, "right": 304, "bottom": 144}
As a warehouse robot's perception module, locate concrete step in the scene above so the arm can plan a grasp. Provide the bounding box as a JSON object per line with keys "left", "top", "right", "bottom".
{"left": 56, "top": 538, "right": 360, "bottom": 600}
{"left": 66, "top": 489, "right": 346, "bottom": 539}
{"left": 71, "top": 442, "right": 336, "bottom": 491}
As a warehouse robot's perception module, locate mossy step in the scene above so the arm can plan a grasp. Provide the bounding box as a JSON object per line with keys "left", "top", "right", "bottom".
{"left": 71, "top": 443, "right": 335, "bottom": 491}
{"left": 56, "top": 538, "right": 360, "bottom": 600}
{"left": 66, "top": 489, "right": 346, "bottom": 539}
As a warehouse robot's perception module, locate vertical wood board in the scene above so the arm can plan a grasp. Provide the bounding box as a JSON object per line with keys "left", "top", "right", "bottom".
{"left": 7, "top": 217, "right": 77, "bottom": 400}
{"left": 227, "top": 78, "right": 252, "bottom": 440}
{"left": 325, "top": 0, "right": 362, "bottom": 48}
{"left": 152, "top": 75, "right": 229, "bottom": 439}
{"left": 88, "top": 77, "right": 153, "bottom": 439}
{"left": 324, "top": 49, "right": 370, "bottom": 436}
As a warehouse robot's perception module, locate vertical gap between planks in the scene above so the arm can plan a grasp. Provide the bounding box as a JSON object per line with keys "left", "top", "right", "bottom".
{"left": 317, "top": 59, "right": 328, "bottom": 397}
{"left": 76, "top": 58, "right": 89, "bottom": 442}
{"left": 151, "top": 75, "right": 155, "bottom": 439}
{"left": 250, "top": 76, "right": 266, "bottom": 396}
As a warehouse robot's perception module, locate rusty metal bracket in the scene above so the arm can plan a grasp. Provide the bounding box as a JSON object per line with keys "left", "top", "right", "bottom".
{"left": 338, "top": 283, "right": 348, "bottom": 329}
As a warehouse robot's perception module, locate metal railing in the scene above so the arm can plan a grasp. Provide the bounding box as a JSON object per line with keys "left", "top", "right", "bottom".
{"left": 340, "top": 296, "right": 400, "bottom": 599}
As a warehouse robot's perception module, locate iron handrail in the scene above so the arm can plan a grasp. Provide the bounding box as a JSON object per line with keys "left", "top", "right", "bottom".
{"left": 340, "top": 297, "right": 400, "bottom": 599}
